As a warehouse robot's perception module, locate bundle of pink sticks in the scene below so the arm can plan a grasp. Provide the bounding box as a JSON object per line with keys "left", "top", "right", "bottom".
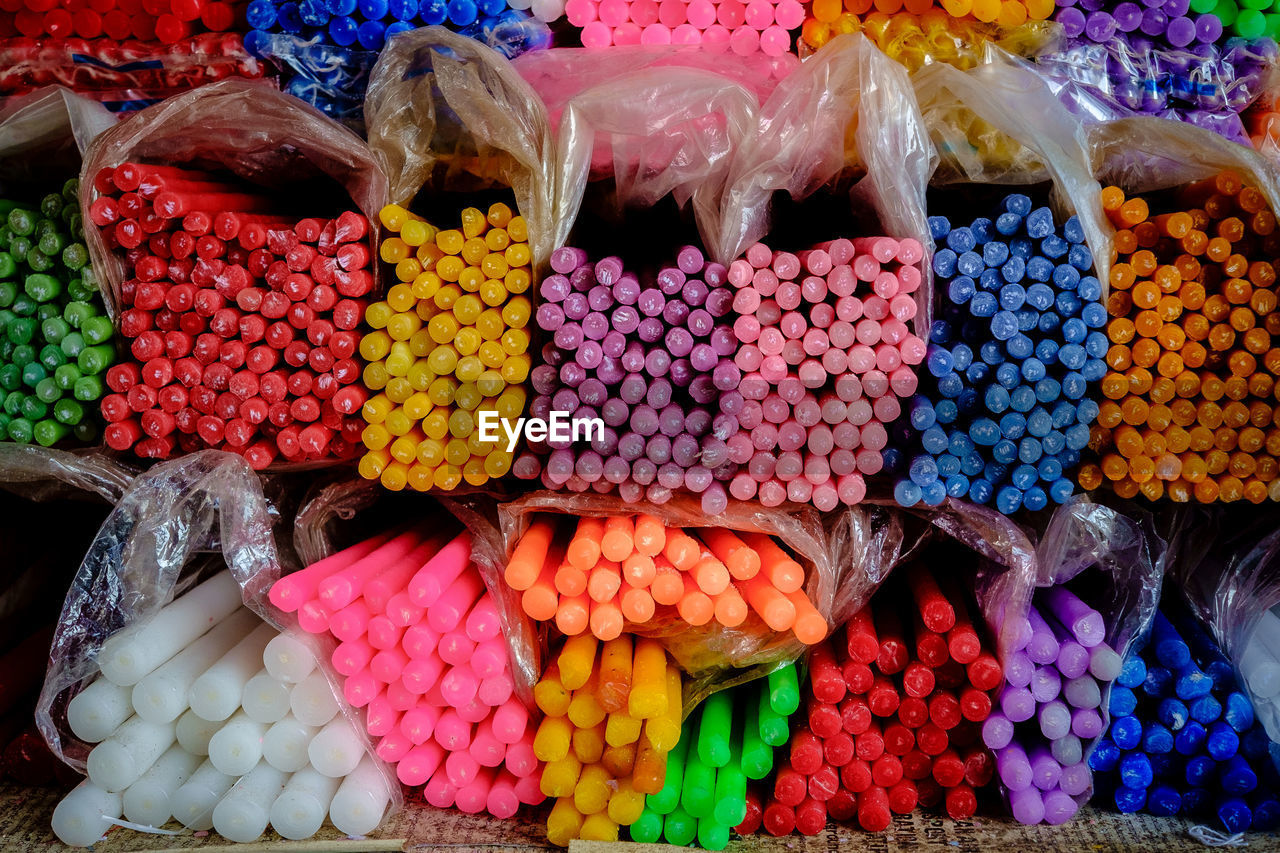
{"left": 270, "top": 525, "right": 545, "bottom": 817}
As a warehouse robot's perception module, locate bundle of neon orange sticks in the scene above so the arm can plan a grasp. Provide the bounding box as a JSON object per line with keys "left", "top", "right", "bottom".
{"left": 503, "top": 514, "right": 828, "bottom": 645}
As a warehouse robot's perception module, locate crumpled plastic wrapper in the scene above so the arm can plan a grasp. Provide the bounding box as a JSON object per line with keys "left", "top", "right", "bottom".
{"left": 1087, "top": 114, "right": 1280, "bottom": 216}
{"left": 78, "top": 77, "right": 388, "bottom": 320}
{"left": 366, "top": 27, "right": 561, "bottom": 267}
{"left": 367, "top": 29, "right": 785, "bottom": 273}
{"left": 914, "top": 49, "right": 1112, "bottom": 291}
{"left": 0, "top": 444, "right": 134, "bottom": 504}
{"left": 0, "top": 85, "right": 115, "bottom": 188}
{"left": 1165, "top": 504, "right": 1280, "bottom": 744}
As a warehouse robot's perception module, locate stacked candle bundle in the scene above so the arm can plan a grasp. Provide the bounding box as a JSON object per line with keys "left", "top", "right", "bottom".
{"left": 243, "top": 0, "right": 552, "bottom": 52}
{"left": 800, "top": 0, "right": 1052, "bottom": 23}
{"left": 0, "top": 180, "right": 112, "bottom": 447}
{"left": 799, "top": 11, "right": 1053, "bottom": 70}
{"left": 0, "top": 0, "right": 242, "bottom": 41}
{"left": 0, "top": 35, "right": 263, "bottom": 99}
{"left": 88, "top": 161, "right": 372, "bottom": 468}
{"left": 357, "top": 201, "right": 532, "bottom": 492}
{"left": 1077, "top": 171, "right": 1280, "bottom": 503}
{"left": 533, "top": 634, "right": 680, "bottom": 844}
{"left": 1052, "top": 0, "right": 1228, "bottom": 47}
{"left": 762, "top": 562, "right": 1004, "bottom": 834}
{"left": 729, "top": 238, "right": 927, "bottom": 510}
{"left": 894, "top": 193, "right": 1104, "bottom": 513}
{"left": 631, "top": 664, "right": 801, "bottom": 848}
{"left": 983, "top": 587, "right": 1124, "bottom": 825}
{"left": 51, "top": 571, "right": 390, "bottom": 847}
{"left": 1089, "top": 605, "right": 1280, "bottom": 832}
{"left": 513, "top": 245, "right": 741, "bottom": 514}
{"left": 504, "top": 514, "right": 828, "bottom": 645}
{"left": 563, "top": 0, "right": 803, "bottom": 52}
{"left": 1034, "top": 36, "right": 1276, "bottom": 143}
{"left": 271, "top": 525, "right": 544, "bottom": 819}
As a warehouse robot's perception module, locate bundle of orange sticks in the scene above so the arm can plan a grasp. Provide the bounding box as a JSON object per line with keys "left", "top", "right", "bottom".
{"left": 503, "top": 514, "right": 828, "bottom": 645}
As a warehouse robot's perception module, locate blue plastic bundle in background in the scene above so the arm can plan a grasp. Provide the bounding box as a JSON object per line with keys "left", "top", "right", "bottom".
{"left": 244, "top": 10, "right": 551, "bottom": 125}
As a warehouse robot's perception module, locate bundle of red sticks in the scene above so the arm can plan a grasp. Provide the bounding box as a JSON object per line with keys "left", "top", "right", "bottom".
{"left": 750, "top": 562, "right": 1004, "bottom": 835}
{"left": 88, "top": 161, "right": 372, "bottom": 467}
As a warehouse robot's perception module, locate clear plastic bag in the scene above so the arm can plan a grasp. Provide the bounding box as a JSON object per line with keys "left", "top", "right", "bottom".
{"left": 825, "top": 500, "right": 912, "bottom": 631}
{"left": 367, "top": 30, "right": 776, "bottom": 271}
{"left": 0, "top": 85, "right": 115, "bottom": 185}
{"left": 0, "top": 88, "right": 118, "bottom": 459}
{"left": 1088, "top": 112, "right": 1280, "bottom": 227}
{"left": 36, "top": 450, "right": 282, "bottom": 770}
{"left": 290, "top": 475, "right": 543, "bottom": 708}
{"left": 715, "top": 32, "right": 935, "bottom": 327}
{"left": 38, "top": 449, "right": 406, "bottom": 831}
{"left": 79, "top": 76, "right": 388, "bottom": 321}
{"left": 1166, "top": 506, "right": 1280, "bottom": 744}
{"left": 498, "top": 490, "right": 845, "bottom": 710}
{"left": 514, "top": 46, "right": 792, "bottom": 113}
{"left": 916, "top": 498, "right": 1037, "bottom": 662}
{"left": 248, "top": 34, "right": 380, "bottom": 128}
{"left": 1023, "top": 494, "right": 1168, "bottom": 803}
{"left": 913, "top": 50, "right": 1112, "bottom": 290}
{"left": 0, "top": 445, "right": 133, "bottom": 503}
{"left": 1035, "top": 37, "right": 1275, "bottom": 147}
{"left": 533, "top": 57, "right": 774, "bottom": 261}
{"left": 365, "top": 26, "right": 562, "bottom": 267}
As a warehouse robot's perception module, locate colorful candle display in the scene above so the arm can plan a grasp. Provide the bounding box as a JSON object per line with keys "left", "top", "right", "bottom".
{"left": 563, "top": 0, "right": 804, "bottom": 52}
{"left": 514, "top": 244, "right": 740, "bottom": 513}
{"left": 273, "top": 524, "right": 543, "bottom": 820}
{"left": 88, "top": 162, "right": 373, "bottom": 468}
{"left": 358, "top": 201, "right": 532, "bottom": 492}
{"left": 762, "top": 560, "right": 1003, "bottom": 834}
{"left": 1078, "top": 171, "right": 1280, "bottom": 503}
{"left": 52, "top": 570, "right": 384, "bottom": 847}
{"left": 504, "top": 513, "right": 827, "bottom": 645}
{"left": 0, "top": 179, "right": 111, "bottom": 446}
{"left": 629, "top": 664, "right": 800, "bottom": 848}
{"left": 534, "top": 634, "right": 680, "bottom": 844}
{"left": 984, "top": 585, "right": 1124, "bottom": 825}
{"left": 895, "top": 193, "right": 1103, "bottom": 512}
{"left": 729, "top": 238, "right": 926, "bottom": 509}
{"left": 1090, "top": 600, "right": 1280, "bottom": 833}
